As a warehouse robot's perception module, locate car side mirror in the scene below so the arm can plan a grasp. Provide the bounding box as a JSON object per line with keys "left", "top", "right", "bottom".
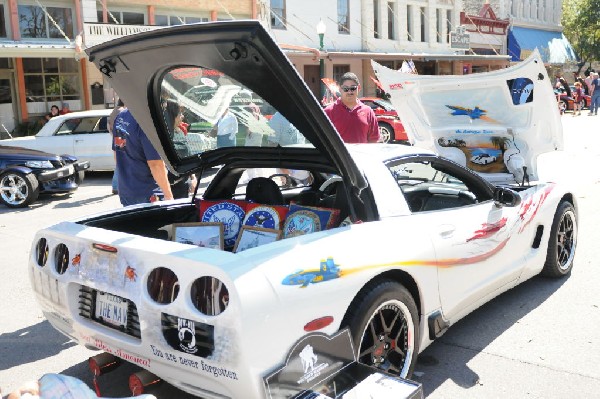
{"left": 493, "top": 187, "right": 521, "bottom": 207}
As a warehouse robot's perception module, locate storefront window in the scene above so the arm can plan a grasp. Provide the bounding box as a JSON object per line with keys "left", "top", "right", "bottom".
{"left": 23, "top": 58, "right": 80, "bottom": 108}
{"left": 18, "top": 5, "right": 73, "bottom": 39}
{"left": 154, "top": 15, "right": 207, "bottom": 26}
{"left": 103, "top": 9, "right": 145, "bottom": 25}
{"left": 122, "top": 11, "right": 144, "bottom": 25}
{"left": 0, "top": 4, "right": 7, "bottom": 37}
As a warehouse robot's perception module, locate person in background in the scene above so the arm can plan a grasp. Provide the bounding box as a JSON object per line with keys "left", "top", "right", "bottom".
{"left": 573, "top": 82, "right": 583, "bottom": 116}
{"left": 44, "top": 105, "right": 59, "bottom": 123}
{"left": 244, "top": 102, "right": 264, "bottom": 147}
{"left": 214, "top": 108, "right": 238, "bottom": 148}
{"left": 324, "top": 72, "right": 380, "bottom": 143}
{"left": 164, "top": 99, "right": 197, "bottom": 198}
{"left": 108, "top": 98, "right": 126, "bottom": 195}
{"left": 267, "top": 111, "right": 304, "bottom": 146}
{"left": 59, "top": 102, "right": 71, "bottom": 115}
{"left": 6, "top": 373, "right": 156, "bottom": 399}
{"left": 589, "top": 72, "right": 600, "bottom": 116}
{"left": 112, "top": 108, "right": 173, "bottom": 206}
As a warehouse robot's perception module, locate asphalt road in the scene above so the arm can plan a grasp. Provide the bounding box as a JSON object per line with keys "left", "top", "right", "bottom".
{"left": 1, "top": 114, "right": 600, "bottom": 398}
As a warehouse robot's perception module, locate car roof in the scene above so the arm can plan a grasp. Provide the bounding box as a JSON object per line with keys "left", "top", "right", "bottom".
{"left": 37, "top": 109, "right": 112, "bottom": 136}
{"left": 50, "top": 109, "right": 112, "bottom": 120}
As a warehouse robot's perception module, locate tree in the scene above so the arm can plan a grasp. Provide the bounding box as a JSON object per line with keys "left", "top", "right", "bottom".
{"left": 562, "top": 0, "right": 600, "bottom": 74}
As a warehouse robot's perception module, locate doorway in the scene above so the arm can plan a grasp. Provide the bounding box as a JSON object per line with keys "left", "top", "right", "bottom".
{"left": 304, "top": 65, "right": 321, "bottom": 100}
{"left": 0, "top": 71, "right": 16, "bottom": 136}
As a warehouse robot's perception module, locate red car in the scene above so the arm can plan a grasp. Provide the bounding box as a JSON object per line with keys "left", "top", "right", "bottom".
{"left": 359, "top": 97, "right": 408, "bottom": 143}
{"left": 555, "top": 87, "right": 591, "bottom": 113}
{"left": 321, "top": 78, "right": 408, "bottom": 143}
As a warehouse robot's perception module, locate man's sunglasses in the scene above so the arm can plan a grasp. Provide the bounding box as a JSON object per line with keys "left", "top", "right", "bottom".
{"left": 341, "top": 85, "right": 358, "bottom": 92}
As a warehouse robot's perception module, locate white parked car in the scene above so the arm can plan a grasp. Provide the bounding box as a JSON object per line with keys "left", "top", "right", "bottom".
{"left": 471, "top": 153, "right": 497, "bottom": 165}
{"left": 2, "top": 109, "right": 114, "bottom": 171}
{"left": 28, "top": 22, "right": 575, "bottom": 398}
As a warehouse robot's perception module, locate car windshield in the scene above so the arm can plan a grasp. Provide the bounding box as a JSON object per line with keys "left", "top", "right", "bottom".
{"left": 159, "top": 66, "right": 309, "bottom": 159}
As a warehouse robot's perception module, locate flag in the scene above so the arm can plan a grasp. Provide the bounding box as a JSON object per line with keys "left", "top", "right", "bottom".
{"left": 370, "top": 76, "right": 384, "bottom": 92}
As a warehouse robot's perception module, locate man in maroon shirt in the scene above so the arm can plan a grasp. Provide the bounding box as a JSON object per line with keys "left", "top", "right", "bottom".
{"left": 324, "top": 72, "right": 380, "bottom": 143}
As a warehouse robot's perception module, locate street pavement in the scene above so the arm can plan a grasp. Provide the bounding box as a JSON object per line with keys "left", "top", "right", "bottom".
{"left": 1, "top": 113, "right": 599, "bottom": 398}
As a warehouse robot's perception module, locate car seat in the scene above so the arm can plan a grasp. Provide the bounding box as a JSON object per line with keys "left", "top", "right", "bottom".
{"left": 245, "top": 177, "right": 285, "bottom": 205}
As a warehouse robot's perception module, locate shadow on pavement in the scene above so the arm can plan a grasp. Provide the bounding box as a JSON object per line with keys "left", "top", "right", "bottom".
{"left": 0, "top": 320, "right": 77, "bottom": 371}
{"left": 58, "top": 359, "right": 197, "bottom": 398}
{"left": 414, "top": 275, "right": 569, "bottom": 395}
{"left": 53, "top": 194, "right": 115, "bottom": 208}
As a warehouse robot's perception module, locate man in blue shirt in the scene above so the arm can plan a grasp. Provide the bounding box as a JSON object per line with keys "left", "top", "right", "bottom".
{"left": 113, "top": 109, "right": 173, "bottom": 206}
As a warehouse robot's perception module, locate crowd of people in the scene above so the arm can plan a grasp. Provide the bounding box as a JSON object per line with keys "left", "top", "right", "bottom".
{"left": 556, "top": 71, "right": 600, "bottom": 116}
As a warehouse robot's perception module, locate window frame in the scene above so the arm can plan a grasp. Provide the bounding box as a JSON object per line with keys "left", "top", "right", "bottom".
{"left": 0, "top": 2, "right": 7, "bottom": 38}
{"left": 270, "top": 0, "right": 286, "bottom": 30}
{"left": 18, "top": 2, "right": 74, "bottom": 40}
{"left": 22, "top": 58, "right": 81, "bottom": 111}
{"left": 387, "top": 2, "right": 396, "bottom": 40}
{"left": 337, "top": 0, "right": 349, "bottom": 34}
{"left": 97, "top": 7, "right": 146, "bottom": 25}
{"left": 154, "top": 13, "right": 209, "bottom": 26}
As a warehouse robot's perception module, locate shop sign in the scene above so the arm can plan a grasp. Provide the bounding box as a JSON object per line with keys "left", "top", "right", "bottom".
{"left": 451, "top": 32, "right": 470, "bottom": 49}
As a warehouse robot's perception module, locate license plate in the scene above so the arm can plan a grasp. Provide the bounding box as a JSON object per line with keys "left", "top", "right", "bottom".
{"left": 95, "top": 292, "right": 128, "bottom": 328}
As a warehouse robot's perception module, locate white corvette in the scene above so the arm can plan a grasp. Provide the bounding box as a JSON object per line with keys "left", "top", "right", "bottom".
{"left": 28, "top": 22, "right": 576, "bottom": 398}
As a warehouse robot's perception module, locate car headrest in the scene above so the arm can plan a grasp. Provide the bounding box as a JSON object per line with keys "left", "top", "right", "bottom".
{"left": 245, "top": 177, "right": 285, "bottom": 205}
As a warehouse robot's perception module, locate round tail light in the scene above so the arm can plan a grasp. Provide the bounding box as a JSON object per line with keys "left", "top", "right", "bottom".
{"left": 191, "top": 277, "right": 229, "bottom": 316}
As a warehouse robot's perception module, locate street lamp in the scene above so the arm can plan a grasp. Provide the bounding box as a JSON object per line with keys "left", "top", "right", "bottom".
{"left": 316, "top": 19, "right": 326, "bottom": 98}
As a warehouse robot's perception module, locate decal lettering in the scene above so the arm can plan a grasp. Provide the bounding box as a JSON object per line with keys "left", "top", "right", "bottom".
{"left": 150, "top": 345, "right": 164, "bottom": 358}
{"left": 454, "top": 129, "right": 494, "bottom": 135}
{"left": 389, "top": 83, "right": 403, "bottom": 90}
{"left": 200, "top": 360, "right": 239, "bottom": 380}
{"left": 81, "top": 336, "right": 150, "bottom": 367}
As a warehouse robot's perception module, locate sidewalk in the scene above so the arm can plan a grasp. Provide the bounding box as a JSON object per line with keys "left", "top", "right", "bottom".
{"left": 537, "top": 111, "right": 600, "bottom": 197}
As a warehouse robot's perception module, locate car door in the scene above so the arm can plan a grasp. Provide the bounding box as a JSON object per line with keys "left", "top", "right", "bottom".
{"left": 58, "top": 116, "right": 112, "bottom": 170}
{"left": 386, "top": 157, "right": 525, "bottom": 321}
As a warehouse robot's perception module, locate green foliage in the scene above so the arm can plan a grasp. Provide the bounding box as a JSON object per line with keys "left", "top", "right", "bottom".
{"left": 562, "top": 0, "right": 600, "bottom": 72}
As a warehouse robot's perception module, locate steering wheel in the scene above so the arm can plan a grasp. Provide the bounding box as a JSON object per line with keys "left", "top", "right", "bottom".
{"left": 319, "top": 176, "right": 343, "bottom": 197}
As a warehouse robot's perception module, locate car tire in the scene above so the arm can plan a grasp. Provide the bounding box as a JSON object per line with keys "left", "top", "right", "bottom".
{"left": 342, "top": 280, "right": 419, "bottom": 378}
{"left": 0, "top": 171, "right": 40, "bottom": 208}
{"left": 379, "top": 123, "right": 394, "bottom": 143}
{"left": 541, "top": 201, "right": 577, "bottom": 278}
{"left": 75, "top": 170, "right": 85, "bottom": 186}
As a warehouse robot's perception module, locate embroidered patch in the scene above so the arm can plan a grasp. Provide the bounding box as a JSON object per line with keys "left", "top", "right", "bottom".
{"left": 201, "top": 201, "right": 246, "bottom": 247}
{"left": 283, "top": 210, "right": 321, "bottom": 238}
{"left": 243, "top": 204, "right": 288, "bottom": 230}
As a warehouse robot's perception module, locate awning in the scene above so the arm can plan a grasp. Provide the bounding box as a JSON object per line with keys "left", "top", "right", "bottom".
{"left": 508, "top": 27, "right": 577, "bottom": 64}
{"left": 0, "top": 42, "right": 76, "bottom": 58}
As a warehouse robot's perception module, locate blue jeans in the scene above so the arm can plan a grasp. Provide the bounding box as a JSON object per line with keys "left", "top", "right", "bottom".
{"left": 112, "top": 168, "right": 118, "bottom": 191}
{"left": 592, "top": 94, "right": 600, "bottom": 114}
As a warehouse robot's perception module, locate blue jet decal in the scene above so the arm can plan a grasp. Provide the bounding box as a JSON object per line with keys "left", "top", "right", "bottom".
{"left": 282, "top": 258, "right": 341, "bottom": 288}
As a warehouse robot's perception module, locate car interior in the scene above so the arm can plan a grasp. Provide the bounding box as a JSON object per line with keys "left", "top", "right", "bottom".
{"left": 387, "top": 158, "right": 494, "bottom": 213}
{"left": 81, "top": 164, "right": 360, "bottom": 251}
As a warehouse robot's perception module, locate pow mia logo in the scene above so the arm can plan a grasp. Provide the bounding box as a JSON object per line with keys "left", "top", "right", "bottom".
{"left": 178, "top": 318, "right": 197, "bottom": 354}
{"left": 244, "top": 206, "right": 280, "bottom": 229}
{"left": 202, "top": 202, "right": 245, "bottom": 247}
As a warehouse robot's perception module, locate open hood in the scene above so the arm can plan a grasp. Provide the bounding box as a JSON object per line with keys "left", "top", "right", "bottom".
{"left": 373, "top": 50, "right": 563, "bottom": 185}
{"left": 86, "top": 21, "right": 365, "bottom": 189}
